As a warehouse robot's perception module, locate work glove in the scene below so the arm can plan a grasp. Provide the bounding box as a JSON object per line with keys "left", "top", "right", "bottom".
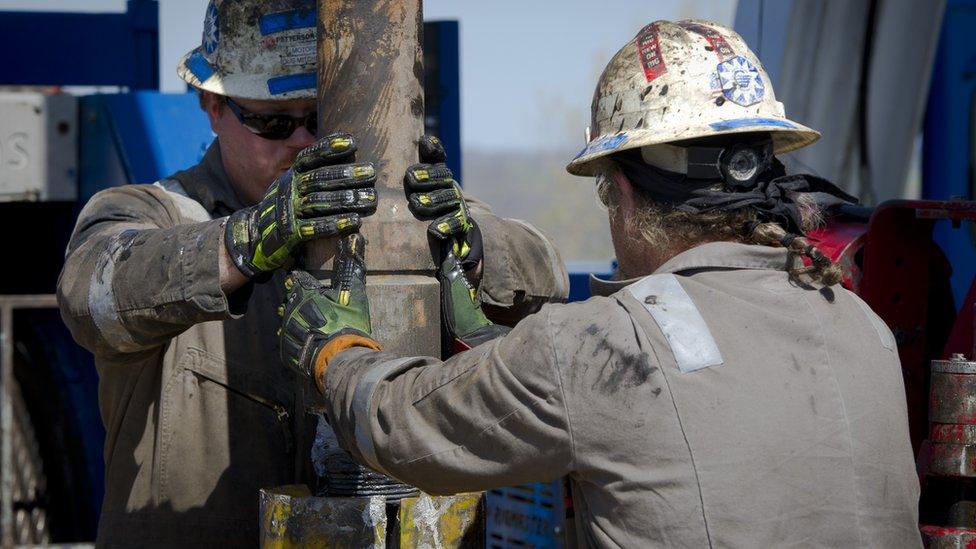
{"left": 440, "top": 249, "right": 511, "bottom": 354}
{"left": 225, "top": 133, "right": 377, "bottom": 281}
{"left": 404, "top": 135, "right": 483, "bottom": 272}
{"left": 278, "top": 233, "right": 381, "bottom": 392}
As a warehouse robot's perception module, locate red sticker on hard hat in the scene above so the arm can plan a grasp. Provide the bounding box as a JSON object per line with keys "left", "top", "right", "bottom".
{"left": 636, "top": 23, "right": 667, "bottom": 82}
{"left": 678, "top": 22, "right": 735, "bottom": 61}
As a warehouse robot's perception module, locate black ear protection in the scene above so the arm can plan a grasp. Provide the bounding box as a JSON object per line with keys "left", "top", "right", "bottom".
{"left": 684, "top": 138, "right": 774, "bottom": 189}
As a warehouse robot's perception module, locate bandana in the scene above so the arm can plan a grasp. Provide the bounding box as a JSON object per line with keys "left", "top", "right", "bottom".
{"left": 614, "top": 149, "right": 857, "bottom": 235}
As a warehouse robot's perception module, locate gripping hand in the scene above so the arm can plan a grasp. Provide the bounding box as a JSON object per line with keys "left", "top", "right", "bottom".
{"left": 225, "top": 133, "right": 377, "bottom": 280}
{"left": 440, "top": 250, "right": 510, "bottom": 353}
{"left": 278, "top": 234, "right": 380, "bottom": 392}
{"left": 404, "top": 135, "right": 483, "bottom": 270}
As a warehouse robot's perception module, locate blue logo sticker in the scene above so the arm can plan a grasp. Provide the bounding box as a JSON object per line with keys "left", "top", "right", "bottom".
{"left": 203, "top": 1, "right": 220, "bottom": 55}
{"left": 574, "top": 133, "right": 628, "bottom": 159}
{"left": 260, "top": 9, "right": 317, "bottom": 36}
{"left": 267, "top": 72, "right": 316, "bottom": 95}
{"left": 709, "top": 118, "right": 797, "bottom": 131}
{"left": 716, "top": 56, "right": 765, "bottom": 107}
{"left": 186, "top": 51, "right": 216, "bottom": 82}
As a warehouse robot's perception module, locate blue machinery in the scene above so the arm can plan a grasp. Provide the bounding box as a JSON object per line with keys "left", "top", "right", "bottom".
{"left": 923, "top": 0, "right": 976, "bottom": 305}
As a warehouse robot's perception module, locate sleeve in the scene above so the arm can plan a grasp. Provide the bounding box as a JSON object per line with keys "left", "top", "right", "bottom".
{"left": 56, "top": 185, "right": 245, "bottom": 358}
{"left": 465, "top": 194, "right": 570, "bottom": 325}
{"left": 322, "top": 306, "right": 574, "bottom": 495}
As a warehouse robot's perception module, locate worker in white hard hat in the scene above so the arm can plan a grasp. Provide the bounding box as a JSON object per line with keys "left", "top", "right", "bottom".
{"left": 56, "top": 0, "right": 567, "bottom": 545}
{"left": 275, "top": 20, "right": 922, "bottom": 547}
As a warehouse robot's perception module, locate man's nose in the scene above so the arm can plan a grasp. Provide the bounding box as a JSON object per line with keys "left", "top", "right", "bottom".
{"left": 287, "top": 124, "right": 316, "bottom": 149}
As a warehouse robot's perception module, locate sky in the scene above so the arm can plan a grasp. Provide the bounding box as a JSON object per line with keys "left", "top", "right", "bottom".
{"left": 0, "top": 0, "right": 737, "bottom": 152}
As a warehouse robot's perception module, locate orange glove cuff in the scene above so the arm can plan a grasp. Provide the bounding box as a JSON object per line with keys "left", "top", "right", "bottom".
{"left": 313, "top": 334, "right": 382, "bottom": 393}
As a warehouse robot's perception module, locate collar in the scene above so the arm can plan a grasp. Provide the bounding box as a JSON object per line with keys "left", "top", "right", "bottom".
{"left": 589, "top": 242, "right": 796, "bottom": 297}
{"left": 170, "top": 140, "right": 247, "bottom": 216}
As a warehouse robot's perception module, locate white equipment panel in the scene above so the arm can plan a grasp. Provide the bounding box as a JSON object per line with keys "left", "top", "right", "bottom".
{"left": 0, "top": 92, "right": 77, "bottom": 202}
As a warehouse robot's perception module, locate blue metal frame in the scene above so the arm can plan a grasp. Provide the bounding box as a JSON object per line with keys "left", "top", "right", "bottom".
{"left": 566, "top": 261, "right": 615, "bottom": 302}
{"left": 733, "top": 0, "right": 793, "bottom": 87}
{"left": 28, "top": 313, "right": 105, "bottom": 540}
{"left": 0, "top": 0, "right": 158, "bottom": 89}
{"left": 79, "top": 92, "right": 214, "bottom": 202}
{"left": 923, "top": 0, "right": 976, "bottom": 306}
{"left": 423, "top": 21, "right": 462, "bottom": 179}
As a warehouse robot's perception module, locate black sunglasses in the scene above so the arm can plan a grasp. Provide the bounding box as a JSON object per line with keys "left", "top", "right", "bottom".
{"left": 224, "top": 97, "right": 317, "bottom": 140}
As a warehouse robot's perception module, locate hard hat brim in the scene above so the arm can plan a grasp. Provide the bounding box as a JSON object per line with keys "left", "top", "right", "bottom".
{"left": 177, "top": 47, "right": 317, "bottom": 101}
{"left": 566, "top": 117, "right": 821, "bottom": 177}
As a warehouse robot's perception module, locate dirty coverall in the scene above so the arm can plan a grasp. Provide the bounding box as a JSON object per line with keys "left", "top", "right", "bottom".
{"left": 56, "top": 142, "right": 569, "bottom": 546}
{"left": 323, "top": 242, "right": 921, "bottom": 548}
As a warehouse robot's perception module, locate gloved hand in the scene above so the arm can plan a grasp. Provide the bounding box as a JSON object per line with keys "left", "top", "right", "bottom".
{"left": 440, "top": 249, "right": 510, "bottom": 353}
{"left": 225, "top": 133, "right": 377, "bottom": 281}
{"left": 278, "top": 233, "right": 380, "bottom": 392}
{"left": 404, "top": 135, "right": 483, "bottom": 271}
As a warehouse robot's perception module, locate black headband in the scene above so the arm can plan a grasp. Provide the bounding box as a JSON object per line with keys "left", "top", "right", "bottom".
{"left": 613, "top": 148, "right": 857, "bottom": 236}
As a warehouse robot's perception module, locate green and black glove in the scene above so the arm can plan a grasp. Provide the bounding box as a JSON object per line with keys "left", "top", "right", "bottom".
{"left": 404, "top": 135, "right": 482, "bottom": 271}
{"left": 225, "top": 133, "right": 377, "bottom": 281}
{"left": 440, "top": 249, "right": 510, "bottom": 353}
{"left": 278, "top": 233, "right": 380, "bottom": 392}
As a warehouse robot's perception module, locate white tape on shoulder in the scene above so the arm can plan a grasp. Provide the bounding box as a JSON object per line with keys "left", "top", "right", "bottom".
{"left": 626, "top": 274, "right": 724, "bottom": 373}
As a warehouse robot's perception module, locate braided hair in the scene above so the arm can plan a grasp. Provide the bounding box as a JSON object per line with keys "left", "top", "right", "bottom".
{"left": 596, "top": 172, "right": 844, "bottom": 286}
{"left": 747, "top": 219, "right": 843, "bottom": 286}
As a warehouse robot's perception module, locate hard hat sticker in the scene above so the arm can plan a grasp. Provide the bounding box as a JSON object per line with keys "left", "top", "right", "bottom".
{"left": 187, "top": 51, "right": 216, "bottom": 82}
{"left": 677, "top": 22, "right": 735, "bottom": 61}
{"left": 709, "top": 118, "right": 797, "bottom": 131}
{"left": 282, "top": 43, "right": 316, "bottom": 67}
{"left": 574, "top": 133, "right": 628, "bottom": 160}
{"left": 259, "top": 9, "right": 316, "bottom": 36}
{"left": 636, "top": 23, "right": 667, "bottom": 82}
{"left": 716, "top": 56, "right": 765, "bottom": 107}
{"left": 260, "top": 9, "right": 317, "bottom": 67}
{"left": 203, "top": 1, "right": 219, "bottom": 55}
{"left": 267, "top": 72, "right": 316, "bottom": 96}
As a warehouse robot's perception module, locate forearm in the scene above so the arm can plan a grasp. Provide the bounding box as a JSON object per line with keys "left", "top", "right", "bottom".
{"left": 219, "top": 223, "right": 249, "bottom": 293}
{"left": 322, "top": 310, "right": 572, "bottom": 495}
{"left": 59, "top": 216, "right": 246, "bottom": 355}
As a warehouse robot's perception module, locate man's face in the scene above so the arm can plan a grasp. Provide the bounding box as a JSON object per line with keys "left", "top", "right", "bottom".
{"left": 204, "top": 93, "right": 317, "bottom": 205}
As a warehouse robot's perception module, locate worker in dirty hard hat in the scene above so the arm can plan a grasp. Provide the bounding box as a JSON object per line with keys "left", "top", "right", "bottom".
{"left": 55, "top": 0, "right": 567, "bottom": 545}
{"left": 276, "top": 20, "right": 921, "bottom": 547}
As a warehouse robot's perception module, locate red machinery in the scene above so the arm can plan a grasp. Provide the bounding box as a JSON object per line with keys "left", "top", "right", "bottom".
{"left": 814, "top": 200, "right": 976, "bottom": 546}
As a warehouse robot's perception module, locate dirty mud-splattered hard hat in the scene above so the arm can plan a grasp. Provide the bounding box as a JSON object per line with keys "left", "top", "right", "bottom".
{"left": 567, "top": 20, "right": 820, "bottom": 177}
{"left": 177, "top": 0, "right": 317, "bottom": 101}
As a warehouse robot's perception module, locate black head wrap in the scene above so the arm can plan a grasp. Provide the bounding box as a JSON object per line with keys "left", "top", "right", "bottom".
{"left": 613, "top": 148, "right": 857, "bottom": 236}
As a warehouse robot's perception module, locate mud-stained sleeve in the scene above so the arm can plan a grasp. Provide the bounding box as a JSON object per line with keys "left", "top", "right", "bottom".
{"left": 322, "top": 305, "right": 573, "bottom": 495}
{"left": 464, "top": 194, "right": 570, "bottom": 325}
{"left": 57, "top": 185, "right": 241, "bottom": 358}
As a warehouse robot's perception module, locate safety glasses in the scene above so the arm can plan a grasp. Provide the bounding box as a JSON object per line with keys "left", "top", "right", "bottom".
{"left": 224, "top": 97, "right": 317, "bottom": 140}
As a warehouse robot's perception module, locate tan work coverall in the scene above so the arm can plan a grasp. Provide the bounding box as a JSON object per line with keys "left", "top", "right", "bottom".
{"left": 56, "top": 142, "right": 569, "bottom": 547}
{"left": 324, "top": 242, "right": 921, "bottom": 548}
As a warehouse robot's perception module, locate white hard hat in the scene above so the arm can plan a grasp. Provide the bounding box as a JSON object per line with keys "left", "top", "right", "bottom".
{"left": 567, "top": 20, "right": 820, "bottom": 177}
{"left": 177, "top": 0, "right": 317, "bottom": 101}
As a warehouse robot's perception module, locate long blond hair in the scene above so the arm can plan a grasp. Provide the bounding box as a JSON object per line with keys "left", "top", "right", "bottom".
{"left": 596, "top": 172, "right": 843, "bottom": 286}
